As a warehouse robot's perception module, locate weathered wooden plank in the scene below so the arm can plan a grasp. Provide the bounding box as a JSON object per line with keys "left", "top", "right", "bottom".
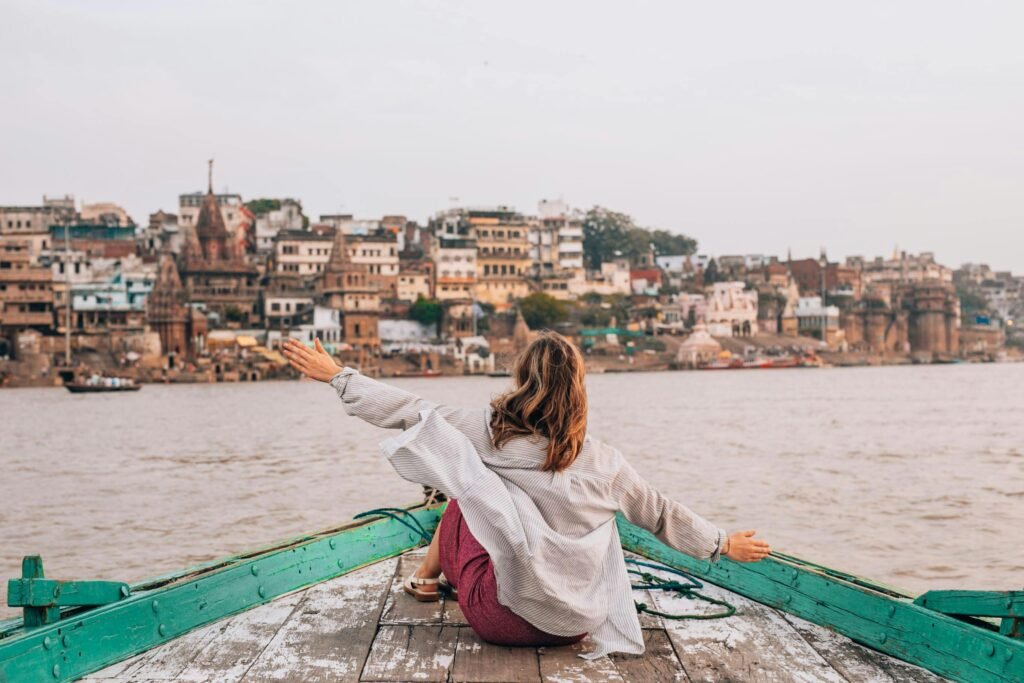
{"left": 360, "top": 624, "right": 457, "bottom": 681}
{"left": 618, "top": 516, "right": 1024, "bottom": 683}
{"left": 451, "top": 628, "right": 541, "bottom": 682}
{"left": 915, "top": 591, "right": 1024, "bottom": 618}
{"left": 240, "top": 558, "right": 396, "bottom": 683}
{"left": 782, "top": 613, "right": 947, "bottom": 683}
{"left": 652, "top": 577, "right": 845, "bottom": 683}
{"left": 174, "top": 591, "right": 306, "bottom": 683}
{"left": 633, "top": 589, "right": 664, "bottom": 630}
{"left": 82, "top": 653, "right": 150, "bottom": 679}
{"left": 379, "top": 553, "right": 444, "bottom": 625}
{"left": 538, "top": 639, "right": 625, "bottom": 682}
{"left": 117, "top": 618, "right": 229, "bottom": 681}
{"left": 609, "top": 628, "right": 688, "bottom": 682}
{"left": 0, "top": 506, "right": 442, "bottom": 683}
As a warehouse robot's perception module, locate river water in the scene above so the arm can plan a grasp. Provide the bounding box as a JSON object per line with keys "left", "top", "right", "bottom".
{"left": 2, "top": 364, "right": 1022, "bottom": 619}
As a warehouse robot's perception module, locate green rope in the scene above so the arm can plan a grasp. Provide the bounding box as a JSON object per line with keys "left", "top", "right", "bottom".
{"left": 626, "top": 558, "right": 736, "bottom": 620}
{"left": 353, "top": 508, "right": 433, "bottom": 544}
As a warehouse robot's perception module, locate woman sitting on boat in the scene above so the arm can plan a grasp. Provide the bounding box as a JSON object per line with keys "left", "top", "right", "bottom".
{"left": 283, "top": 332, "right": 770, "bottom": 658}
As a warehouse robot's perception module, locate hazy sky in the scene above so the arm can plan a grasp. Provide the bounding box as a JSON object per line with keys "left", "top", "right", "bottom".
{"left": 2, "top": 1, "right": 1022, "bottom": 271}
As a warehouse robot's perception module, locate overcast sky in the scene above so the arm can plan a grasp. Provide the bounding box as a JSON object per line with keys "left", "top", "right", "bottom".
{"left": 2, "top": 1, "right": 1022, "bottom": 271}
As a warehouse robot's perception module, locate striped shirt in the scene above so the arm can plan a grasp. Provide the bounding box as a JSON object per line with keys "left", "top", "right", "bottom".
{"left": 330, "top": 367, "right": 727, "bottom": 659}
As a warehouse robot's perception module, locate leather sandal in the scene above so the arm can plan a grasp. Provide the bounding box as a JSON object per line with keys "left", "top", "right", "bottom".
{"left": 403, "top": 574, "right": 441, "bottom": 602}
{"left": 438, "top": 573, "right": 458, "bottom": 602}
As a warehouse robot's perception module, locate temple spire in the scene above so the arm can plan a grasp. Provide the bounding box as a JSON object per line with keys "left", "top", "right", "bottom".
{"left": 207, "top": 158, "right": 214, "bottom": 194}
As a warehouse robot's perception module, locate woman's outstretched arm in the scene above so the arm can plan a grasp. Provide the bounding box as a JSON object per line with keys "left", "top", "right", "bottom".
{"left": 613, "top": 458, "right": 770, "bottom": 563}
{"left": 283, "top": 338, "right": 470, "bottom": 430}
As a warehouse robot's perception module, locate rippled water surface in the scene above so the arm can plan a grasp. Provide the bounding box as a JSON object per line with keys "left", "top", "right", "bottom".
{"left": 2, "top": 364, "right": 1022, "bottom": 618}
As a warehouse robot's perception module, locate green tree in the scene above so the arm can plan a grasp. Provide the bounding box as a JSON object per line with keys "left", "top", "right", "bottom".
{"left": 582, "top": 206, "right": 697, "bottom": 268}
{"left": 518, "top": 292, "right": 568, "bottom": 330}
{"left": 410, "top": 296, "right": 442, "bottom": 326}
{"left": 244, "top": 198, "right": 282, "bottom": 215}
{"left": 224, "top": 305, "right": 244, "bottom": 323}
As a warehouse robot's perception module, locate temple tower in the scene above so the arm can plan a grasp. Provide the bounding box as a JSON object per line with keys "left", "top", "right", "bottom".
{"left": 319, "top": 229, "right": 380, "bottom": 349}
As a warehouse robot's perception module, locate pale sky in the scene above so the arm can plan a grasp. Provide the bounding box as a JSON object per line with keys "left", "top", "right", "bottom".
{"left": 2, "top": 1, "right": 1022, "bottom": 272}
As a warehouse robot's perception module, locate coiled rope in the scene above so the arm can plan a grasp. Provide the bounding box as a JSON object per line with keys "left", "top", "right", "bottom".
{"left": 626, "top": 558, "right": 736, "bottom": 620}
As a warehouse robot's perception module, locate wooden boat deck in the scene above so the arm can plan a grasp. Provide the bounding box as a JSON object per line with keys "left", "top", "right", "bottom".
{"left": 86, "top": 549, "right": 946, "bottom": 683}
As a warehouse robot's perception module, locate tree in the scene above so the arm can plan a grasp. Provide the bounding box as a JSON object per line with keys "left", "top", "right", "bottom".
{"left": 703, "top": 258, "right": 721, "bottom": 285}
{"left": 244, "top": 198, "right": 282, "bottom": 215}
{"left": 224, "top": 305, "right": 244, "bottom": 323}
{"left": 518, "top": 293, "right": 568, "bottom": 330}
{"left": 410, "top": 297, "right": 442, "bottom": 326}
{"left": 582, "top": 206, "right": 697, "bottom": 268}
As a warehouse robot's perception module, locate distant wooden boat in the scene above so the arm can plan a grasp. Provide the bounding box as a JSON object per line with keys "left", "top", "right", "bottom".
{"left": 65, "top": 382, "right": 141, "bottom": 393}
{"left": 1, "top": 498, "right": 1020, "bottom": 682}
{"left": 391, "top": 369, "right": 442, "bottom": 378}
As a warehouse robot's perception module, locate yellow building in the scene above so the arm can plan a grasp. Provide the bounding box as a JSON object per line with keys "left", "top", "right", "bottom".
{"left": 469, "top": 209, "right": 531, "bottom": 310}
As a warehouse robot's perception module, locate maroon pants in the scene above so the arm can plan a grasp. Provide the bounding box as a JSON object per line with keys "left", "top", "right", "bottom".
{"left": 438, "top": 499, "right": 586, "bottom": 647}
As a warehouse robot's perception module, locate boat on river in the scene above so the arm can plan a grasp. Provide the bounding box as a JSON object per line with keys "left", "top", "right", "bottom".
{"left": 1, "top": 496, "right": 1020, "bottom": 682}
{"left": 64, "top": 376, "right": 141, "bottom": 393}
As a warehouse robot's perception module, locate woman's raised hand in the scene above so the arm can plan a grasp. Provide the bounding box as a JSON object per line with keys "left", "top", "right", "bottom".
{"left": 282, "top": 338, "right": 343, "bottom": 383}
{"left": 724, "top": 530, "right": 771, "bottom": 562}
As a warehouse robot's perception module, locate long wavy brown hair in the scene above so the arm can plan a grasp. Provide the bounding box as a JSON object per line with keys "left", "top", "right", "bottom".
{"left": 489, "top": 330, "right": 588, "bottom": 472}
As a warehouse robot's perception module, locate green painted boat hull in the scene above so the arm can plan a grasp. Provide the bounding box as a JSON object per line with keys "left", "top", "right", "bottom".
{"left": 2, "top": 504, "right": 1021, "bottom": 682}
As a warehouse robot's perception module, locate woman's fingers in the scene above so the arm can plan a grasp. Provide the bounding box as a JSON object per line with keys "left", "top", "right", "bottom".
{"left": 314, "top": 338, "right": 326, "bottom": 355}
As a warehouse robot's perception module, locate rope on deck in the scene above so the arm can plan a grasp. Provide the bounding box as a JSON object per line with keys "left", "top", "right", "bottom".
{"left": 352, "top": 508, "right": 434, "bottom": 544}
{"left": 626, "top": 558, "right": 737, "bottom": 620}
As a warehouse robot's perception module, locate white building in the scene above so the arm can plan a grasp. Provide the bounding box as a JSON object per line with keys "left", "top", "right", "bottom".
{"left": 293, "top": 305, "right": 345, "bottom": 345}
{"left": 254, "top": 199, "right": 304, "bottom": 253}
{"left": 273, "top": 230, "right": 333, "bottom": 278}
{"left": 571, "top": 258, "right": 631, "bottom": 298}
{"left": 795, "top": 296, "right": 840, "bottom": 338}
{"left": 433, "top": 241, "right": 477, "bottom": 301}
{"left": 705, "top": 282, "right": 758, "bottom": 337}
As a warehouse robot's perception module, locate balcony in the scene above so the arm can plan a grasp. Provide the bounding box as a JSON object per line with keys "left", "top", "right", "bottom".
{"left": 0, "top": 268, "right": 52, "bottom": 283}
{"left": 1, "top": 311, "right": 54, "bottom": 326}
{"left": 0, "top": 290, "right": 54, "bottom": 304}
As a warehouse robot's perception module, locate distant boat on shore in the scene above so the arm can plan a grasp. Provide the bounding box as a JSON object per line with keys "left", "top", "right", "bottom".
{"left": 391, "top": 369, "right": 442, "bottom": 378}
{"left": 65, "top": 376, "right": 141, "bottom": 393}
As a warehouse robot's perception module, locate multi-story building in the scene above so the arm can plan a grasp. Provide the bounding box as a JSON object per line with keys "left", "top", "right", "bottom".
{"left": 397, "top": 259, "right": 434, "bottom": 303}
{"left": 0, "top": 238, "right": 55, "bottom": 351}
{"left": 532, "top": 200, "right": 585, "bottom": 300}
{"left": 0, "top": 195, "right": 76, "bottom": 236}
{"left": 432, "top": 239, "right": 477, "bottom": 301}
{"left": 468, "top": 207, "right": 531, "bottom": 310}
{"left": 704, "top": 282, "right": 759, "bottom": 337}
{"left": 252, "top": 199, "right": 305, "bottom": 253}
{"left": 317, "top": 229, "right": 380, "bottom": 349}
{"left": 349, "top": 233, "right": 399, "bottom": 300}
{"left": 848, "top": 251, "right": 952, "bottom": 285}
{"left": 273, "top": 229, "right": 333, "bottom": 278}
{"left": 142, "top": 211, "right": 181, "bottom": 255}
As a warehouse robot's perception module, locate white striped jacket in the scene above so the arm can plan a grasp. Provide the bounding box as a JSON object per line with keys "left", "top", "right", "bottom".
{"left": 330, "top": 367, "right": 726, "bottom": 659}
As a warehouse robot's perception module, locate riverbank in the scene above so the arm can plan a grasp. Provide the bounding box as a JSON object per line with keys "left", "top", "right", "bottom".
{"left": 2, "top": 330, "right": 1020, "bottom": 388}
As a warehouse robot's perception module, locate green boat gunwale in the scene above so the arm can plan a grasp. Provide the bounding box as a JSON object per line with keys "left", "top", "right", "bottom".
{"left": 0, "top": 502, "right": 1021, "bottom": 683}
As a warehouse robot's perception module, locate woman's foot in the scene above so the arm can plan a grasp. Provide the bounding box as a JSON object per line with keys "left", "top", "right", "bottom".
{"left": 403, "top": 563, "right": 441, "bottom": 602}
